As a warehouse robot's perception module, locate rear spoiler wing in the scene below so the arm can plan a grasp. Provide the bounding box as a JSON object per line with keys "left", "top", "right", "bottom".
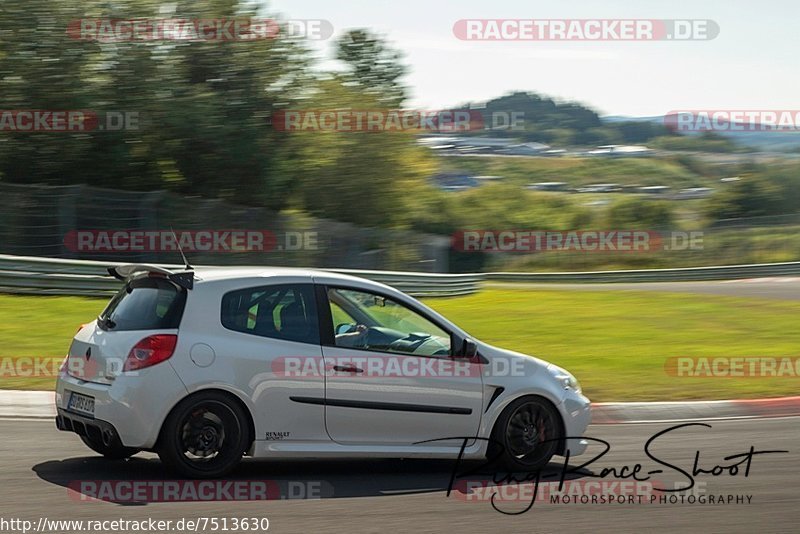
{"left": 107, "top": 264, "right": 194, "bottom": 290}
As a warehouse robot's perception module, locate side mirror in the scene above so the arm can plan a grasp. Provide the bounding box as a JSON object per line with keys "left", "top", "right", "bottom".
{"left": 336, "top": 323, "right": 356, "bottom": 335}
{"left": 457, "top": 338, "right": 479, "bottom": 359}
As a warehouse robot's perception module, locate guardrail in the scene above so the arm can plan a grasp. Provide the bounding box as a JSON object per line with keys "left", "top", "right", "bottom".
{"left": 1, "top": 255, "right": 800, "bottom": 298}
{"left": 0, "top": 255, "right": 482, "bottom": 298}
{"left": 486, "top": 261, "right": 800, "bottom": 284}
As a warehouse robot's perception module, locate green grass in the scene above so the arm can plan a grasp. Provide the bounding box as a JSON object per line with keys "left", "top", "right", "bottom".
{"left": 0, "top": 295, "right": 106, "bottom": 390}
{"left": 426, "top": 288, "right": 800, "bottom": 401}
{"left": 493, "top": 224, "right": 800, "bottom": 272}
{"left": 1, "top": 290, "right": 799, "bottom": 401}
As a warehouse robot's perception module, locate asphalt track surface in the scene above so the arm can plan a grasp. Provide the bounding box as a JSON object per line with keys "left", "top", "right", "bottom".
{"left": 488, "top": 278, "right": 800, "bottom": 300}
{"left": 1, "top": 417, "right": 797, "bottom": 533}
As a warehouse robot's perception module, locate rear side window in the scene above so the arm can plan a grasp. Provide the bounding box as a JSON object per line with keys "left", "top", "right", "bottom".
{"left": 100, "top": 277, "right": 187, "bottom": 331}
{"left": 221, "top": 284, "right": 320, "bottom": 345}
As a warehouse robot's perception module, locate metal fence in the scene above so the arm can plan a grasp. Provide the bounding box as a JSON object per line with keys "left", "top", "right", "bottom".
{"left": 486, "top": 261, "right": 800, "bottom": 283}
{"left": 3, "top": 182, "right": 800, "bottom": 286}
{"left": 0, "top": 255, "right": 482, "bottom": 298}
{"left": 0, "top": 182, "right": 450, "bottom": 272}
{"left": 2, "top": 254, "right": 799, "bottom": 299}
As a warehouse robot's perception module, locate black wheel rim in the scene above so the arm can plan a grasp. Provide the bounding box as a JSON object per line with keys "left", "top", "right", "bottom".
{"left": 504, "top": 401, "right": 558, "bottom": 467}
{"left": 178, "top": 401, "right": 238, "bottom": 466}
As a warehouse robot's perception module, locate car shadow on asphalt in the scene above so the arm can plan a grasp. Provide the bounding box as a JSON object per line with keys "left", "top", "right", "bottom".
{"left": 32, "top": 455, "right": 591, "bottom": 506}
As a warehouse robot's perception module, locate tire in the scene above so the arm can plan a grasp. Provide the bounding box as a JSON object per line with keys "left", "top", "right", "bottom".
{"left": 157, "top": 391, "right": 250, "bottom": 478}
{"left": 80, "top": 435, "right": 140, "bottom": 460}
{"left": 488, "top": 396, "right": 563, "bottom": 472}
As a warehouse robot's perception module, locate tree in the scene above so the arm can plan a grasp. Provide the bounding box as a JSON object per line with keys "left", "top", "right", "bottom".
{"left": 705, "top": 177, "right": 782, "bottom": 220}
{"left": 576, "top": 127, "right": 622, "bottom": 146}
{"left": 608, "top": 198, "right": 675, "bottom": 229}
{"left": 284, "top": 78, "right": 435, "bottom": 227}
{"left": 335, "top": 30, "right": 407, "bottom": 106}
{"left": 0, "top": 0, "right": 313, "bottom": 209}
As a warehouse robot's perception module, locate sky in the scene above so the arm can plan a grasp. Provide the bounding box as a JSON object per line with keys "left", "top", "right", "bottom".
{"left": 265, "top": 0, "right": 799, "bottom": 117}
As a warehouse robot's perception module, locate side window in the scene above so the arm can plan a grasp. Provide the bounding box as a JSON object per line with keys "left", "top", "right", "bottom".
{"left": 330, "top": 301, "right": 355, "bottom": 330}
{"left": 221, "top": 284, "right": 320, "bottom": 345}
{"left": 327, "top": 288, "right": 451, "bottom": 357}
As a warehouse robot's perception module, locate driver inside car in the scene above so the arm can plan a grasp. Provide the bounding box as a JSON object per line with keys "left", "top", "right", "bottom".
{"left": 334, "top": 323, "right": 369, "bottom": 348}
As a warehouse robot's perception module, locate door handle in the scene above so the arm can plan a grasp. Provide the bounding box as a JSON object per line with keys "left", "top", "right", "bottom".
{"left": 332, "top": 365, "right": 364, "bottom": 373}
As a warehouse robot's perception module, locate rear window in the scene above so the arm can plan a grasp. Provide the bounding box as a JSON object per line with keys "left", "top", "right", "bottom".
{"left": 99, "top": 277, "right": 187, "bottom": 331}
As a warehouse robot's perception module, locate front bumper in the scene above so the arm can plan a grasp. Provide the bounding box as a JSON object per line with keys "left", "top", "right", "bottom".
{"left": 559, "top": 392, "right": 592, "bottom": 456}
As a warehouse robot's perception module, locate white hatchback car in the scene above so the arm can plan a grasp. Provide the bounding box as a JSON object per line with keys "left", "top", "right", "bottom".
{"left": 56, "top": 265, "right": 591, "bottom": 478}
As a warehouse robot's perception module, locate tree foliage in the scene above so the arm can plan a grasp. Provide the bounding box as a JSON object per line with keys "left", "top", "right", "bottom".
{"left": 607, "top": 197, "right": 675, "bottom": 229}
{"left": 454, "top": 92, "right": 673, "bottom": 145}
{"left": 335, "top": 29, "right": 406, "bottom": 106}
{"left": 705, "top": 176, "right": 783, "bottom": 219}
{"left": 0, "top": 3, "right": 433, "bottom": 226}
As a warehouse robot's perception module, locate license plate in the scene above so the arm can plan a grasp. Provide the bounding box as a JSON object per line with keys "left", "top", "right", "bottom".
{"left": 67, "top": 391, "right": 95, "bottom": 416}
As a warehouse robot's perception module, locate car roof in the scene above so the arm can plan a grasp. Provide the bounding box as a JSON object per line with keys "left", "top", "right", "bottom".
{"left": 190, "top": 266, "right": 393, "bottom": 290}
{"left": 118, "top": 263, "right": 401, "bottom": 298}
{"left": 191, "top": 266, "right": 313, "bottom": 280}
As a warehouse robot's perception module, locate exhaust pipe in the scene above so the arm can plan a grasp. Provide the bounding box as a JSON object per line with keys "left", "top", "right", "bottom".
{"left": 102, "top": 427, "right": 117, "bottom": 447}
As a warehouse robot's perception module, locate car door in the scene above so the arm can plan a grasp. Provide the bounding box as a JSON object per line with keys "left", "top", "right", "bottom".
{"left": 314, "top": 284, "right": 483, "bottom": 447}
{"left": 212, "top": 282, "right": 329, "bottom": 446}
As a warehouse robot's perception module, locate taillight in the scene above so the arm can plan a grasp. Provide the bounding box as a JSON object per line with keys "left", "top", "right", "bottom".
{"left": 124, "top": 335, "right": 178, "bottom": 372}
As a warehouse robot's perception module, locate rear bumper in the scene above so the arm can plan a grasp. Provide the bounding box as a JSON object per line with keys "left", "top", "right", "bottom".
{"left": 55, "top": 362, "right": 189, "bottom": 449}
{"left": 56, "top": 408, "right": 123, "bottom": 448}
